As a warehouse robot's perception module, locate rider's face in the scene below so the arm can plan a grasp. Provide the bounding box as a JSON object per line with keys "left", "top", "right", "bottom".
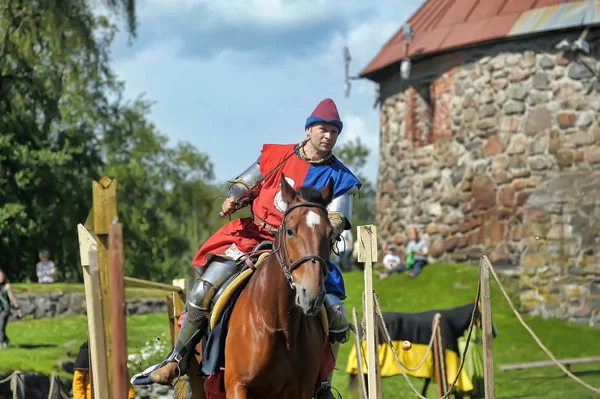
{"left": 306, "top": 123, "right": 339, "bottom": 154}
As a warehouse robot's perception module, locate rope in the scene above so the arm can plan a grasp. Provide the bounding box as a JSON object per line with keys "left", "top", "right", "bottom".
{"left": 373, "top": 280, "right": 481, "bottom": 399}
{"left": 1, "top": 371, "right": 72, "bottom": 399}
{"left": 357, "top": 308, "right": 439, "bottom": 398}
{"left": 48, "top": 372, "right": 71, "bottom": 399}
{"left": 0, "top": 371, "right": 19, "bottom": 385}
{"left": 483, "top": 255, "right": 600, "bottom": 394}
{"left": 362, "top": 312, "right": 440, "bottom": 373}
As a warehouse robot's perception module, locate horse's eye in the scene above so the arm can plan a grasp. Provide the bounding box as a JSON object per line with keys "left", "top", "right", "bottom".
{"left": 286, "top": 228, "right": 294, "bottom": 237}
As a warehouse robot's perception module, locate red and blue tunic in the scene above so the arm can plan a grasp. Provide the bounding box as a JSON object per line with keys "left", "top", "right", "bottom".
{"left": 191, "top": 143, "right": 361, "bottom": 296}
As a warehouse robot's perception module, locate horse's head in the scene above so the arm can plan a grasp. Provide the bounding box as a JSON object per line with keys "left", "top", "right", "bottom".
{"left": 275, "top": 173, "right": 335, "bottom": 316}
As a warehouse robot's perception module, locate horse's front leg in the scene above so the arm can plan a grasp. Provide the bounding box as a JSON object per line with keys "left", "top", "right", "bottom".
{"left": 226, "top": 383, "right": 248, "bottom": 399}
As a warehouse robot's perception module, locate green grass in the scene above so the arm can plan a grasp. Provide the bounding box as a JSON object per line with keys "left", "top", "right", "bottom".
{"left": 11, "top": 282, "right": 171, "bottom": 299}
{"left": 0, "top": 313, "right": 171, "bottom": 378}
{"left": 3, "top": 263, "right": 600, "bottom": 398}
{"left": 331, "top": 263, "right": 600, "bottom": 399}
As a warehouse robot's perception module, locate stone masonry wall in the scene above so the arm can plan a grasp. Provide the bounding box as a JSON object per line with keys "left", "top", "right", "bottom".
{"left": 376, "top": 33, "right": 600, "bottom": 271}
{"left": 6, "top": 292, "right": 167, "bottom": 322}
{"left": 520, "top": 171, "right": 600, "bottom": 325}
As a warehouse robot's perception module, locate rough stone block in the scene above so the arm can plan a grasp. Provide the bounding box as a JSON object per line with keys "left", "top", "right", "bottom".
{"left": 521, "top": 253, "right": 545, "bottom": 268}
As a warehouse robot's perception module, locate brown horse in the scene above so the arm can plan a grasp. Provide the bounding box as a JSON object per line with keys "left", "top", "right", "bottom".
{"left": 222, "top": 174, "right": 335, "bottom": 399}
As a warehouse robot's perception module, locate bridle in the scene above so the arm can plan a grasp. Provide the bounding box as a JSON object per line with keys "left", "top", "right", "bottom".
{"left": 272, "top": 201, "right": 330, "bottom": 289}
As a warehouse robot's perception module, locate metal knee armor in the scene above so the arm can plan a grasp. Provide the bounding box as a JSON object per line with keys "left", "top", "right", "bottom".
{"left": 186, "top": 258, "right": 240, "bottom": 322}
{"left": 324, "top": 293, "right": 350, "bottom": 344}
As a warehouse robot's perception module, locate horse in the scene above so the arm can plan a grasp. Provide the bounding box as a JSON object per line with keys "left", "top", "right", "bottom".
{"left": 169, "top": 174, "right": 336, "bottom": 399}
{"left": 221, "top": 174, "right": 336, "bottom": 399}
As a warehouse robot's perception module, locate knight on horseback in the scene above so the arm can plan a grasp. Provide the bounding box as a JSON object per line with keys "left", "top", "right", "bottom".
{"left": 139, "top": 98, "right": 361, "bottom": 398}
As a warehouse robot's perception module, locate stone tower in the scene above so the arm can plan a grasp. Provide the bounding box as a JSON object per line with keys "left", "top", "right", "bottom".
{"left": 360, "top": 0, "right": 600, "bottom": 324}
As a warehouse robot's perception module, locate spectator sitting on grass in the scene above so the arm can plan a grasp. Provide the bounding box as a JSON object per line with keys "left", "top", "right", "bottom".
{"left": 36, "top": 249, "right": 56, "bottom": 284}
{"left": 382, "top": 244, "right": 401, "bottom": 271}
{"left": 377, "top": 227, "right": 429, "bottom": 279}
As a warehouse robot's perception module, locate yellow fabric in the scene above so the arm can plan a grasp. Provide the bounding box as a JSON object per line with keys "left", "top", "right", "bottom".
{"left": 72, "top": 369, "right": 89, "bottom": 399}
{"left": 210, "top": 251, "right": 328, "bottom": 336}
{"left": 72, "top": 369, "right": 137, "bottom": 399}
{"left": 346, "top": 340, "right": 474, "bottom": 393}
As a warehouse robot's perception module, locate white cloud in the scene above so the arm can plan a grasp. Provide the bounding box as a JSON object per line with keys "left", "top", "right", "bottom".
{"left": 109, "top": 1, "right": 423, "bottom": 183}
{"left": 141, "top": 0, "right": 371, "bottom": 29}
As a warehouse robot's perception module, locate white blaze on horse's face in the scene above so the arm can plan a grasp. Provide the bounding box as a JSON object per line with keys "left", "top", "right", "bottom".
{"left": 305, "top": 210, "right": 321, "bottom": 230}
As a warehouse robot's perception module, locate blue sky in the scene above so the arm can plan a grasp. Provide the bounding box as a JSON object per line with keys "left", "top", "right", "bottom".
{"left": 106, "top": 0, "right": 423, "bottom": 184}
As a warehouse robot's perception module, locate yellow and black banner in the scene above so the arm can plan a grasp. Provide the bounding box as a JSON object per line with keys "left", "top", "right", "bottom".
{"left": 346, "top": 303, "right": 479, "bottom": 393}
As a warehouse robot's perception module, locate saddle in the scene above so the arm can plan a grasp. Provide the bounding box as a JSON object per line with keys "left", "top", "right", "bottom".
{"left": 209, "top": 240, "right": 328, "bottom": 332}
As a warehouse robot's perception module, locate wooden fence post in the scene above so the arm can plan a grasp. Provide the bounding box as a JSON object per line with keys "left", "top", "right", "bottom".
{"left": 357, "top": 225, "right": 379, "bottom": 399}
{"left": 77, "top": 224, "right": 109, "bottom": 399}
{"left": 480, "top": 256, "right": 496, "bottom": 399}
{"left": 172, "top": 278, "right": 188, "bottom": 341}
{"left": 109, "top": 223, "right": 128, "bottom": 399}
{"left": 352, "top": 307, "right": 368, "bottom": 399}
{"left": 92, "top": 177, "right": 119, "bottom": 393}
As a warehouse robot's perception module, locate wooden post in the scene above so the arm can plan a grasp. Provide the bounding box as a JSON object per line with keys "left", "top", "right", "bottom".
{"left": 432, "top": 313, "right": 444, "bottom": 398}
{"left": 435, "top": 314, "right": 448, "bottom": 398}
{"left": 352, "top": 307, "right": 368, "bottom": 399}
{"left": 167, "top": 294, "right": 176, "bottom": 346}
{"left": 480, "top": 256, "right": 496, "bottom": 399}
{"left": 78, "top": 224, "right": 109, "bottom": 399}
{"left": 357, "top": 225, "right": 379, "bottom": 399}
{"left": 109, "top": 223, "right": 128, "bottom": 399}
{"left": 92, "top": 177, "right": 119, "bottom": 392}
{"left": 172, "top": 279, "right": 188, "bottom": 341}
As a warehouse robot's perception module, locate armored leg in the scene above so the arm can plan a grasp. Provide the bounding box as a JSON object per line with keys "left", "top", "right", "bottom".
{"left": 150, "top": 258, "right": 240, "bottom": 385}
{"left": 316, "top": 293, "right": 350, "bottom": 399}
{"left": 324, "top": 293, "right": 350, "bottom": 344}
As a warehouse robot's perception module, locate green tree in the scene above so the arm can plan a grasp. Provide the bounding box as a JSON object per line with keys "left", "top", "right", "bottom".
{"left": 102, "top": 97, "right": 221, "bottom": 281}
{"left": 0, "top": 1, "right": 221, "bottom": 284}
{"left": 0, "top": 0, "right": 120, "bottom": 281}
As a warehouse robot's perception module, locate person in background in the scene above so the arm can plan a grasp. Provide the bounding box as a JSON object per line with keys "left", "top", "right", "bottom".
{"left": 36, "top": 249, "right": 56, "bottom": 283}
{"left": 73, "top": 340, "right": 136, "bottom": 399}
{"left": 0, "top": 268, "right": 22, "bottom": 349}
{"left": 381, "top": 244, "right": 401, "bottom": 271}
{"left": 377, "top": 227, "right": 429, "bottom": 279}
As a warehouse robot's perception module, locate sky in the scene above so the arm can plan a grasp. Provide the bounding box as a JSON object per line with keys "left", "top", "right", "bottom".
{"left": 107, "top": 0, "right": 424, "bottom": 184}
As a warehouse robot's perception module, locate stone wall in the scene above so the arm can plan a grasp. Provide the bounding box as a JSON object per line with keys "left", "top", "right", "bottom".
{"left": 6, "top": 292, "right": 167, "bottom": 322}
{"left": 376, "top": 32, "right": 600, "bottom": 269}
{"left": 520, "top": 172, "right": 600, "bottom": 324}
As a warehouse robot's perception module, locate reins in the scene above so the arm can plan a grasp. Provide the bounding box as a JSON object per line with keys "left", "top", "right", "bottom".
{"left": 272, "top": 201, "right": 329, "bottom": 289}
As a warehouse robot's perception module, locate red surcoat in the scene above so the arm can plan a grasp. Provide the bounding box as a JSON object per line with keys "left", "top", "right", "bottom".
{"left": 191, "top": 143, "right": 308, "bottom": 268}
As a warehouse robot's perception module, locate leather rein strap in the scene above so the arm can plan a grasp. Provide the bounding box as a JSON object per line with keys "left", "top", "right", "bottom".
{"left": 272, "top": 201, "right": 329, "bottom": 289}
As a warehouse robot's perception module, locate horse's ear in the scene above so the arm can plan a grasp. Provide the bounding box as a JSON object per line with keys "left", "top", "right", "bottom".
{"left": 280, "top": 173, "right": 296, "bottom": 204}
{"left": 320, "top": 177, "right": 335, "bottom": 205}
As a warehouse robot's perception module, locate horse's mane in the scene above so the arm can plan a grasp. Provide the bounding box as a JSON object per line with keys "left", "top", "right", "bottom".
{"left": 296, "top": 186, "right": 332, "bottom": 207}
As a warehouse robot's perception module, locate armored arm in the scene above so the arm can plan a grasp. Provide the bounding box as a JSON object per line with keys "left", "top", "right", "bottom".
{"left": 327, "top": 185, "right": 360, "bottom": 240}
{"left": 227, "top": 157, "right": 263, "bottom": 202}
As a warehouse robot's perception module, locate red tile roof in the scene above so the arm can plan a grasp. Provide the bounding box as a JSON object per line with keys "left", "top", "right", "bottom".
{"left": 360, "top": 0, "right": 599, "bottom": 79}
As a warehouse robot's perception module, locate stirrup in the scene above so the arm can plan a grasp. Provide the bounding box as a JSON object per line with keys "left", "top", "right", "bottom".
{"left": 315, "top": 381, "right": 343, "bottom": 399}
{"left": 156, "top": 348, "right": 190, "bottom": 381}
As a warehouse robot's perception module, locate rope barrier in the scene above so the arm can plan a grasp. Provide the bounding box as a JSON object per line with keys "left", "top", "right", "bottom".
{"left": 483, "top": 255, "right": 600, "bottom": 394}
{"left": 354, "top": 262, "right": 482, "bottom": 399}
{"left": 373, "top": 278, "right": 481, "bottom": 399}
{"left": 0, "top": 371, "right": 72, "bottom": 399}
{"left": 0, "top": 370, "right": 19, "bottom": 385}
{"left": 356, "top": 311, "right": 441, "bottom": 379}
